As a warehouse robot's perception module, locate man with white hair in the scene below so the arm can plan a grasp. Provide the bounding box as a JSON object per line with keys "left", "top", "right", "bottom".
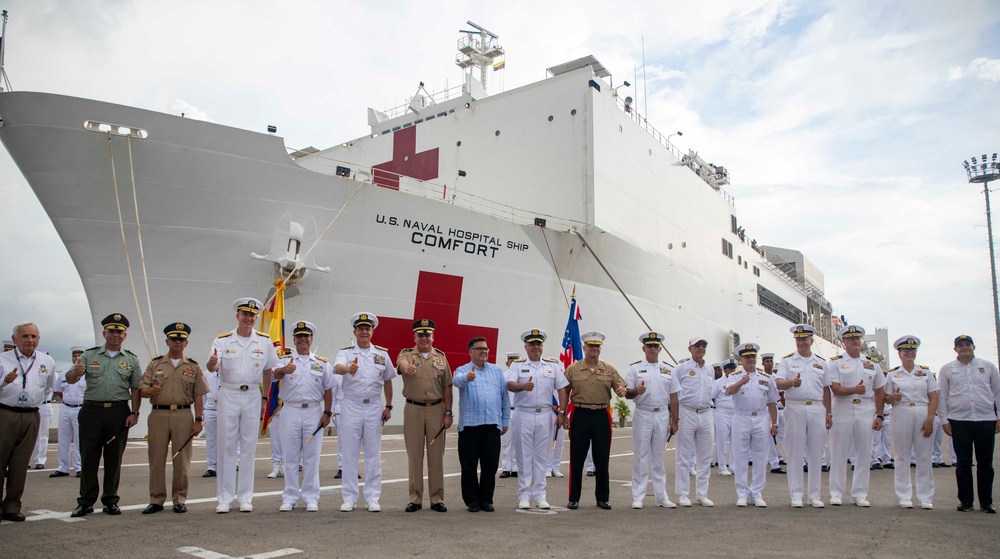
{"left": 50, "top": 345, "right": 88, "bottom": 478}
{"left": 0, "top": 323, "right": 56, "bottom": 522}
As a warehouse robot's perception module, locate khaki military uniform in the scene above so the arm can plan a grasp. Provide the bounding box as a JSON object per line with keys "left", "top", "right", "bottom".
{"left": 139, "top": 356, "right": 209, "bottom": 506}
{"left": 397, "top": 347, "right": 452, "bottom": 505}
{"left": 564, "top": 359, "right": 624, "bottom": 504}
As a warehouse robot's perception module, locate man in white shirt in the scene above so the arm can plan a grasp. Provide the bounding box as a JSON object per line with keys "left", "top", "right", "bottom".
{"left": 937, "top": 334, "right": 1000, "bottom": 513}
{"left": 51, "top": 346, "right": 87, "bottom": 478}
{"left": 670, "top": 337, "right": 716, "bottom": 507}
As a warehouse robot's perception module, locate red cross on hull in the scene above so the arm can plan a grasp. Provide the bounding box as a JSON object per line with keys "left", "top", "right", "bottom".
{"left": 373, "top": 126, "right": 440, "bottom": 190}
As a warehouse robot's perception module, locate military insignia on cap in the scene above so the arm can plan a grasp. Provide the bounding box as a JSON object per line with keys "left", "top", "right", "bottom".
{"left": 297, "top": 322, "right": 305, "bottom": 329}
{"left": 175, "top": 322, "right": 184, "bottom": 330}
{"left": 650, "top": 333, "right": 658, "bottom": 339}
{"left": 360, "top": 314, "right": 368, "bottom": 321}
{"left": 114, "top": 314, "right": 122, "bottom": 321}
{"left": 421, "top": 319, "right": 429, "bottom": 327}
{"left": 532, "top": 330, "right": 539, "bottom": 336}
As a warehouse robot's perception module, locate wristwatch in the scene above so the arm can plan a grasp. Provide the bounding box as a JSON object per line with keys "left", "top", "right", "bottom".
{"left": 195, "top": 416, "right": 203, "bottom": 422}
{"left": 444, "top": 410, "right": 453, "bottom": 417}
{"left": 323, "top": 410, "right": 333, "bottom": 417}
{"left": 385, "top": 405, "right": 393, "bottom": 410}
{"left": 131, "top": 411, "right": 140, "bottom": 417}
{"left": 876, "top": 415, "right": 884, "bottom": 420}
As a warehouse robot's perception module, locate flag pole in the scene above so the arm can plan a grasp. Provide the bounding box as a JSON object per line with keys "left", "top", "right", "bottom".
{"left": 1, "top": 10, "right": 10, "bottom": 92}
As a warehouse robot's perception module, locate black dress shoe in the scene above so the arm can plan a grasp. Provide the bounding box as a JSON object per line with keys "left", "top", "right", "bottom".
{"left": 430, "top": 503, "right": 447, "bottom": 513}
{"left": 498, "top": 471, "right": 510, "bottom": 478}
{"left": 49, "top": 471, "right": 69, "bottom": 478}
{"left": 405, "top": 503, "right": 422, "bottom": 513}
{"left": 142, "top": 504, "right": 164, "bottom": 515}
{"left": 103, "top": 504, "right": 122, "bottom": 515}
{"left": 932, "top": 462, "right": 941, "bottom": 468}
{"left": 942, "top": 463, "right": 953, "bottom": 468}
{"left": 803, "top": 465, "right": 808, "bottom": 473}
{"left": 884, "top": 463, "right": 894, "bottom": 469}
{"left": 173, "top": 504, "right": 187, "bottom": 513}
{"left": 70, "top": 505, "right": 93, "bottom": 518}
{"left": 821, "top": 465, "right": 830, "bottom": 472}
{"left": 871, "top": 463, "right": 882, "bottom": 470}
{"left": 202, "top": 469, "right": 216, "bottom": 478}
{"left": 1, "top": 512, "right": 26, "bottom": 522}
{"left": 467, "top": 503, "right": 480, "bottom": 512}
{"left": 334, "top": 469, "right": 343, "bottom": 479}
{"left": 957, "top": 503, "right": 974, "bottom": 512}
{"left": 597, "top": 502, "right": 612, "bottom": 510}
{"left": 983, "top": 504, "right": 997, "bottom": 514}
{"left": 770, "top": 467, "right": 786, "bottom": 474}
{"left": 75, "top": 472, "right": 82, "bottom": 478}
{"left": 481, "top": 503, "right": 495, "bottom": 512}
{"left": 567, "top": 501, "right": 579, "bottom": 510}
{"left": 510, "top": 471, "right": 518, "bottom": 478}
{"left": 779, "top": 460, "right": 786, "bottom": 465}
{"left": 34, "top": 464, "right": 44, "bottom": 470}
{"left": 586, "top": 471, "right": 595, "bottom": 477}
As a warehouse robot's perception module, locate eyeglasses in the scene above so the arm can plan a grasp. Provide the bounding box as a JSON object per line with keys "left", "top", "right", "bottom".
{"left": 692, "top": 342, "right": 707, "bottom": 348}
{"left": 472, "top": 347, "right": 490, "bottom": 352}
{"left": 416, "top": 332, "right": 432, "bottom": 338}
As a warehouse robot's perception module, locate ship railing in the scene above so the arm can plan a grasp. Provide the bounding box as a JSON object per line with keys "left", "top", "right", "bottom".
{"left": 305, "top": 154, "right": 590, "bottom": 233}
{"left": 758, "top": 254, "right": 833, "bottom": 312}
{"left": 379, "top": 84, "right": 467, "bottom": 121}
{"left": 615, "top": 96, "right": 736, "bottom": 206}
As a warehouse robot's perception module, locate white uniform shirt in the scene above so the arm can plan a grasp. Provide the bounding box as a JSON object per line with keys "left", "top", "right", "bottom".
{"left": 777, "top": 352, "right": 827, "bottom": 402}
{"left": 624, "top": 359, "right": 672, "bottom": 409}
{"left": 937, "top": 357, "right": 1000, "bottom": 422}
{"left": 711, "top": 375, "right": 736, "bottom": 410}
{"left": 278, "top": 352, "right": 336, "bottom": 404}
{"left": 56, "top": 370, "right": 87, "bottom": 405}
{"left": 884, "top": 365, "right": 938, "bottom": 406}
{"left": 211, "top": 330, "right": 278, "bottom": 386}
{"left": 670, "top": 359, "right": 715, "bottom": 409}
{"left": 332, "top": 373, "right": 344, "bottom": 415}
{"left": 504, "top": 359, "right": 568, "bottom": 409}
{"left": 202, "top": 370, "right": 221, "bottom": 410}
{"left": 825, "top": 354, "right": 885, "bottom": 412}
{"left": 729, "top": 369, "right": 779, "bottom": 413}
{"left": 0, "top": 349, "right": 56, "bottom": 408}
{"left": 335, "top": 343, "right": 397, "bottom": 399}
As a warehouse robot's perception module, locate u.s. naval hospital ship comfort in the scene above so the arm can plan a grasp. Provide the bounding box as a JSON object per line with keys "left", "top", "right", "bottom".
{"left": 0, "top": 23, "right": 842, "bottom": 407}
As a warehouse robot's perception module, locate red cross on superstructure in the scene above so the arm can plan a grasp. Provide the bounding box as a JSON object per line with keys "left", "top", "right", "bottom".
{"left": 372, "top": 126, "right": 440, "bottom": 190}
{"left": 376, "top": 271, "right": 499, "bottom": 372}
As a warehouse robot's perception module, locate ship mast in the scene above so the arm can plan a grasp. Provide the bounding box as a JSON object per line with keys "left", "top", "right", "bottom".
{"left": 0, "top": 10, "right": 11, "bottom": 92}
{"left": 455, "top": 20, "right": 504, "bottom": 92}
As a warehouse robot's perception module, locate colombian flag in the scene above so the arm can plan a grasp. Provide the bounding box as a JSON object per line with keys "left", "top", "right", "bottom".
{"left": 260, "top": 279, "right": 287, "bottom": 435}
{"left": 493, "top": 60, "right": 505, "bottom": 71}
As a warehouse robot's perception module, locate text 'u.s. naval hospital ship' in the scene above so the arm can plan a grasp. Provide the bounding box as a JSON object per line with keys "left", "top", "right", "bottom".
{"left": 0, "top": 21, "right": 845, "bottom": 402}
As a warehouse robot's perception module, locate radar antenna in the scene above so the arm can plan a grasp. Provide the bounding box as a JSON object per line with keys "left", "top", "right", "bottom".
{"left": 455, "top": 20, "right": 504, "bottom": 92}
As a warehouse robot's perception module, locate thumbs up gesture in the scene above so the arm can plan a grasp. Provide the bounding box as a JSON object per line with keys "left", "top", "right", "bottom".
{"left": 855, "top": 380, "right": 865, "bottom": 395}
{"left": 400, "top": 357, "right": 416, "bottom": 376}
{"left": 466, "top": 369, "right": 476, "bottom": 382}
{"left": 636, "top": 380, "right": 646, "bottom": 395}
{"left": 3, "top": 367, "right": 17, "bottom": 384}
{"left": 741, "top": 371, "right": 752, "bottom": 385}
{"left": 207, "top": 348, "right": 219, "bottom": 370}
{"left": 150, "top": 379, "right": 162, "bottom": 397}
{"left": 523, "top": 375, "right": 534, "bottom": 392}
{"left": 792, "top": 373, "right": 802, "bottom": 387}
{"left": 893, "top": 387, "right": 902, "bottom": 404}
{"left": 349, "top": 357, "right": 359, "bottom": 375}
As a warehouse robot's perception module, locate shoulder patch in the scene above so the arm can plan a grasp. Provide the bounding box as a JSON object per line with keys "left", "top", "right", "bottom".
{"left": 217, "top": 332, "right": 233, "bottom": 339}
{"left": 783, "top": 352, "right": 794, "bottom": 359}
{"left": 340, "top": 345, "right": 354, "bottom": 351}
{"left": 830, "top": 355, "right": 842, "bottom": 361}
{"left": 373, "top": 344, "right": 388, "bottom": 351}
{"left": 256, "top": 330, "right": 270, "bottom": 338}
{"left": 315, "top": 355, "right": 329, "bottom": 363}
{"left": 630, "top": 360, "right": 641, "bottom": 366}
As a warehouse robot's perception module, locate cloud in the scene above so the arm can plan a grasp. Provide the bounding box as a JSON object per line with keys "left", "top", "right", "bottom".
{"left": 166, "top": 99, "right": 214, "bottom": 122}
{"left": 948, "top": 57, "right": 1000, "bottom": 82}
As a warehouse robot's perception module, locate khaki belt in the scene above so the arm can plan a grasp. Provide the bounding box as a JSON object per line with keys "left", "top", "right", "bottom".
{"left": 288, "top": 402, "right": 321, "bottom": 408}
{"left": 152, "top": 404, "right": 191, "bottom": 410}
{"left": 575, "top": 403, "right": 609, "bottom": 410}
{"left": 406, "top": 398, "right": 442, "bottom": 407}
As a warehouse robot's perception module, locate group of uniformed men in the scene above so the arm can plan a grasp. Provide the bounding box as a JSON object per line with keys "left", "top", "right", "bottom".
{"left": 2, "top": 308, "right": 998, "bottom": 521}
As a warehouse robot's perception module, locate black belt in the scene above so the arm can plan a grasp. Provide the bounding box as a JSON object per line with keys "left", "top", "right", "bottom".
{"left": 84, "top": 400, "right": 129, "bottom": 408}
{"left": 0, "top": 402, "right": 39, "bottom": 413}
{"left": 406, "top": 399, "right": 442, "bottom": 407}
{"left": 152, "top": 404, "right": 191, "bottom": 410}
{"left": 64, "top": 403, "right": 82, "bottom": 408}
{"left": 43, "top": 400, "right": 52, "bottom": 404}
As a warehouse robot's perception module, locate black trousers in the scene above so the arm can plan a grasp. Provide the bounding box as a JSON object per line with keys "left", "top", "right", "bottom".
{"left": 457, "top": 424, "right": 501, "bottom": 506}
{"left": 78, "top": 404, "right": 131, "bottom": 507}
{"left": 950, "top": 419, "right": 996, "bottom": 507}
{"left": 569, "top": 408, "right": 612, "bottom": 503}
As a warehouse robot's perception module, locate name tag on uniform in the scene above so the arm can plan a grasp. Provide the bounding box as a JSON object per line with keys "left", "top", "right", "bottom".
{"left": 226, "top": 349, "right": 237, "bottom": 354}
{"left": 812, "top": 363, "right": 823, "bottom": 369}
{"left": 894, "top": 373, "right": 902, "bottom": 379}
{"left": 758, "top": 379, "right": 768, "bottom": 387}
{"left": 521, "top": 368, "right": 530, "bottom": 373}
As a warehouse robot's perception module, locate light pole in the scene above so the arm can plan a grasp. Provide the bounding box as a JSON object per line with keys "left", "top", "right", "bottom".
{"left": 964, "top": 153, "right": 1000, "bottom": 360}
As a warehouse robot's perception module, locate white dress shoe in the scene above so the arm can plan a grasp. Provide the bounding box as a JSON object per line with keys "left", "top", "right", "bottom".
{"left": 790, "top": 499, "right": 804, "bottom": 508}
{"left": 697, "top": 495, "right": 714, "bottom": 507}
{"left": 752, "top": 496, "right": 767, "bottom": 507}
{"left": 306, "top": 503, "right": 319, "bottom": 512}
{"left": 340, "top": 501, "right": 356, "bottom": 512}
{"left": 919, "top": 502, "right": 933, "bottom": 510}
{"left": 552, "top": 470, "right": 564, "bottom": 478}
{"left": 279, "top": 503, "right": 294, "bottom": 512}
{"left": 678, "top": 495, "right": 692, "bottom": 507}
{"left": 518, "top": 499, "right": 530, "bottom": 510}
{"left": 239, "top": 502, "right": 253, "bottom": 512}
{"left": 830, "top": 496, "right": 843, "bottom": 506}
{"left": 810, "top": 499, "right": 825, "bottom": 508}
{"left": 215, "top": 503, "right": 230, "bottom": 514}
{"left": 899, "top": 500, "right": 913, "bottom": 509}
{"left": 656, "top": 499, "right": 677, "bottom": 508}
{"left": 632, "top": 500, "right": 643, "bottom": 509}
{"left": 267, "top": 464, "right": 282, "bottom": 478}
{"left": 546, "top": 471, "right": 553, "bottom": 478}
{"left": 720, "top": 469, "right": 733, "bottom": 476}
{"left": 367, "top": 501, "right": 381, "bottom": 512}
{"left": 854, "top": 497, "right": 870, "bottom": 507}
{"left": 536, "top": 499, "right": 551, "bottom": 510}
{"left": 736, "top": 497, "right": 748, "bottom": 507}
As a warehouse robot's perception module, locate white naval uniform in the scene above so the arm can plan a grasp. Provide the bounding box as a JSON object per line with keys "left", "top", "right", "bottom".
{"left": 729, "top": 369, "right": 779, "bottom": 500}
{"left": 267, "top": 384, "right": 283, "bottom": 467}
{"left": 30, "top": 395, "right": 53, "bottom": 467}
{"left": 625, "top": 359, "right": 673, "bottom": 503}
{"left": 826, "top": 354, "right": 885, "bottom": 501}
{"left": 500, "top": 389, "right": 517, "bottom": 473}
{"left": 711, "top": 375, "right": 735, "bottom": 473}
{"left": 278, "top": 352, "right": 336, "bottom": 507}
{"left": 505, "top": 358, "right": 569, "bottom": 502}
{"left": 335, "top": 343, "right": 397, "bottom": 505}
{"left": 55, "top": 371, "right": 86, "bottom": 473}
{"left": 332, "top": 373, "right": 344, "bottom": 470}
{"left": 202, "top": 370, "right": 221, "bottom": 470}
{"left": 776, "top": 351, "right": 828, "bottom": 502}
{"left": 670, "top": 359, "right": 716, "bottom": 499}
{"left": 872, "top": 401, "right": 892, "bottom": 466}
{"left": 768, "top": 396, "right": 785, "bottom": 468}
{"left": 885, "top": 365, "right": 938, "bottom": 504}
{"left": 211, "top": 330, "right": 278, "bottom": 506}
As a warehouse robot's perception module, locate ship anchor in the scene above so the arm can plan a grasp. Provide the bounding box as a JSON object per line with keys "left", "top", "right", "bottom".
{"left": 251, "top": 212, "right": 330, "bottom": 290}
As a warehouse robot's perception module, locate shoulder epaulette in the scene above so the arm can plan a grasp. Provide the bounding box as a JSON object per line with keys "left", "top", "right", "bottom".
{"left": 341, "top": 345, "right": 354, "bottom": 350}
{"left": 630, "top": 360, "right": 641, "bottom": 366}
{"left": 830, "top": 355, "right": 842, "bottom": 360}
{"left": 217, "top": 332, "right": 232, "bottom": 339}
{"left": 256, "top": 330, "right": 270, "bottom": 338}
{"left": 759, "top": 371, "right": 772, "bottom": 377}
{"left": 919, "top": 365, "right": 930, "bottom": 370}
{"left": 152, "top": 355, "right": 164, "bottom": 361}
{"left": 374, "top": 344, "right": 388, "bottom": 351}
{"left": 434, "top": 348, "right": 445, "bottom": 355}
{"left": 86, "top": 345, "right": 100, "bottom": 351}
{"left": 315, "top": 355, "right": 329, "bottom": 363}
{"left": 889, "top": 365, "right": 900, "bottom": 372}
{"left": 187, "top": 357, "right": 200, "bottom": 365}
{"left": 542, "top": 357, "right": 558, "bottom": 363}
{"left": 815, "top": 355, "right": 826, "bottom": 361}
{"left": 513, "top": 358, "right": 526, "bottom": 363}
{"left": 400, "top": 348, "right": 414, "bottom": 353}
{"left": 125, "top": 349, "right": 137, "bottom": 356}
{"left": 783, "top": 352, "right": 794, "bottom": 359}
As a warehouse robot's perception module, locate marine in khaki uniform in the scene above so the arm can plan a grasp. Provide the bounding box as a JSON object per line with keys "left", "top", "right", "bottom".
{"left": 139, "top": 323, "right": 209, "bottom": 514}
{"left": 397, "top": 319, "right": 453, "bottom": 512}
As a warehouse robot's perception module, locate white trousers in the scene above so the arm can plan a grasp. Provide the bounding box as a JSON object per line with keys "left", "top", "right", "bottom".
{"left": 331, "top": 415, "right": 343, "bottom": 469}
{"left": 269, "top": 413, "right": 283, "bottom": 464}
{"left": 512, "top": 408, "right": 553, "bottom": 501}
{"left": 732, "top": 412, "right": 770, "bottom": 499}
{"left": 768, "top": 408, "right": 785, "bottom": 467}
{"left": 31, "top": 406, "right": 52, "bottom": 466}
{"left": 340, "top": 398, "right": 384, "bottom": 504}
{"left": 675, "top": 406, "right": 714, "bottom": 498}
{"left": 203, "top": 408, "right": 218, "bottom": 469}
{"left": 632, "top": 407, "right": 669, "bottom": 502}
{"left": 872, "top": 413, "right": 892, "bottom": 465}
{"left": 280, "top": 404, "right": 323, "bottom": 506}
{"left": 217, "top": 387, "right": 261, "bottom": 505}
{"left": 783, "top": 402, "right": 826, "bottom": 501}
{"left": 56, "top": 405, "right": 81, "bottom": 472}
{"left": 829, "top": 402, "right": 875, "bottom": 500}
{"left": 550, "top": 423, "right": 565, "bottom": 470}
{"left": 501, "top": 408, "right": 517, "bottom": 472}
{"left": 892, "top": 405, "right": 934, "bottom": 503}
{"left": 714, "top": 407, "right": 734, "bottom": 470}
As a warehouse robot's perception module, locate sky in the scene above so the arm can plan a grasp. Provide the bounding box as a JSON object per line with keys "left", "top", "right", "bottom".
{"left": 1, "top": 0, "right": 999, "bottom": 371}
